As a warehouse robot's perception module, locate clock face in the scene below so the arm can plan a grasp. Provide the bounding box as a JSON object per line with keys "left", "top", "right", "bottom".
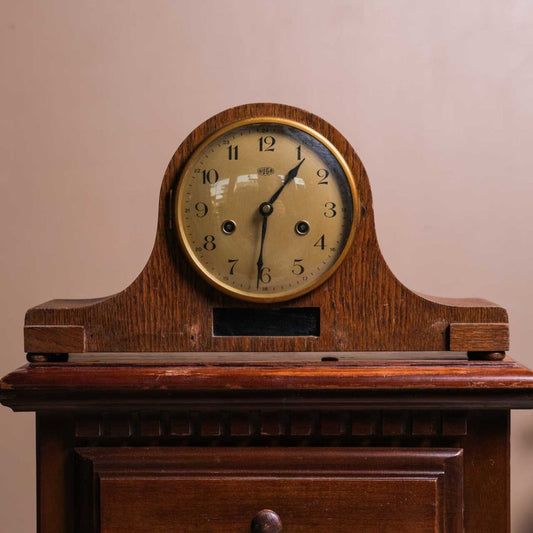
{"left": 175, "top": 117, "right": 359, "bottom": 303}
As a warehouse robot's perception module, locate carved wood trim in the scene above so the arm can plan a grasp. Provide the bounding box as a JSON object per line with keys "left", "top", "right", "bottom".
{"left": 72, "top": 410, "right": 468, "bottom": 445}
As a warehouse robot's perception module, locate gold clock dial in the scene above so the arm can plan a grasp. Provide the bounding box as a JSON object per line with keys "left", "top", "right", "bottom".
{"left": 175, "top": 117, "right": 359, "bottom": 303}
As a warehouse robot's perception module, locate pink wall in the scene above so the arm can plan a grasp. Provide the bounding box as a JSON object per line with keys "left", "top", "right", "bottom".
{"left": 1, "top": 1, "right": 532, "bottom": 530}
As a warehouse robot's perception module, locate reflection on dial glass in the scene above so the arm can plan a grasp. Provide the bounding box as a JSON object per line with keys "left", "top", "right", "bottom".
{"left": 176, "top": 120, "right": 357, "bottom": 302}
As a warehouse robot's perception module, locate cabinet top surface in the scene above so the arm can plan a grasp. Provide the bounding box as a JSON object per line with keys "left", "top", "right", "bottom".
{"left": 2, "top": 355, "right": 533, "bottom": 411}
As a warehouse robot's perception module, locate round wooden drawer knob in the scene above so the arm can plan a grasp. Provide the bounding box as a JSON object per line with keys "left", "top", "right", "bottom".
{"left": 251, "top": 509, "right": 282, "bottom": 532}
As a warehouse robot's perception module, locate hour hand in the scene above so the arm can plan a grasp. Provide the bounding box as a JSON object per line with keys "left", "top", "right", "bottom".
{"left": 268, "top": 158, "right": 305, "bottom": 205}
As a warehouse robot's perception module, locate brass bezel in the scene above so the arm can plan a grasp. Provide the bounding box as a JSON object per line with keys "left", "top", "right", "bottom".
{"left": 175, "top": 116, "right": 360, "bottom": 303}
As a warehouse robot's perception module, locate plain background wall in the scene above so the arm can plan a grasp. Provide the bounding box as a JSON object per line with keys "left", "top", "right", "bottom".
{"left": 1, "top": 0, "right": 532, "bottom": 530}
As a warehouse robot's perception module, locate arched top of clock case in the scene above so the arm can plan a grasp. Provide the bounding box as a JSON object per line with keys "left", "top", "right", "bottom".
{"left": 24, "top": 103, "right": 508, "bottom": 357}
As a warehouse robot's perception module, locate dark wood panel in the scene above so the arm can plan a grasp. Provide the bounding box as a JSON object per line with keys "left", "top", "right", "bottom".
{"left": 463, "top": 411, "right": 510, "bottom": 532}
{"left": 75, "top": 447, "right": 463, "bottom": 533}
{"left": 100, "top": 478, "right": 438, "bottom": 533}
{"left": 37, "top": 414, "right": 75, "bottom": 533}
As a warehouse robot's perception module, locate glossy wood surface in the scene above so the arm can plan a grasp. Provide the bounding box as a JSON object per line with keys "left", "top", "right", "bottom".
{"left": 23, "top": 103, "right": 508, "bottom": 355}
{"left": 75, "top": 447, "right": 463, "bottom": 532}
{"left": 2, "top": 357, "right": 533, "bottom": 412}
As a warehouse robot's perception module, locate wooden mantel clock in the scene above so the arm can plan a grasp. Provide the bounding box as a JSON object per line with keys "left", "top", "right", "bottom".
{"left": 2, "top": 103, "right": 533, "bottom": 532}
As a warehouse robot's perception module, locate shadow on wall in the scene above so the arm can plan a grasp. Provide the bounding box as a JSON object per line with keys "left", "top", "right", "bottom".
{"left": 518, "top": 510, "right": 533, "bottom": 533}
{"left": 517, "top": 426, "right": 533, "bottom": 533}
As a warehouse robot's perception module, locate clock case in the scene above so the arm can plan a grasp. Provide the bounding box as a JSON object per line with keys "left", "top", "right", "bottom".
{"left": 23, "top": 103, "right": 508, "bottom": 359}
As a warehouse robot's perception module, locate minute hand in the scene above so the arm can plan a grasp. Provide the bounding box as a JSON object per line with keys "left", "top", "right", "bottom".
{"left": 268, "top": 158, "right": 305, "bottom": 205}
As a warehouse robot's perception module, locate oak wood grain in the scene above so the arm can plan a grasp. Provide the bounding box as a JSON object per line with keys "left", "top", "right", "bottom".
{"left": 22, "top": 103, "right": 508, "bottom": 355}
{"left": 25, "top": 325, "right": 86, "bottom": 353}
{"left": 449, "top": 323, "right": 509, "bottom": 351}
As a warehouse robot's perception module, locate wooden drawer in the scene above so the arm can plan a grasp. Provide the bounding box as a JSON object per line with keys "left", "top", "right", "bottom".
{"left": 75, "top": 447, "right": 463, "bottom": 532}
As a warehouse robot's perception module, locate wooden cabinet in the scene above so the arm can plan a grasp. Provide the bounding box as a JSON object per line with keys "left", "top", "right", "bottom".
{"left": 3, "top": 357, "right": 532, "bottom": 532}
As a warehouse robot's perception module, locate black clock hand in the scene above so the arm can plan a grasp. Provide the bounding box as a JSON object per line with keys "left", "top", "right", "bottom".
{"left": 256, "top": 159, "right": 305, "bottom": 288}
{"left": 256, "top": 208, "right": 270, "bottom": 289}
{"left": 268, "top": 158, "right": 305, "bottom": 205}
